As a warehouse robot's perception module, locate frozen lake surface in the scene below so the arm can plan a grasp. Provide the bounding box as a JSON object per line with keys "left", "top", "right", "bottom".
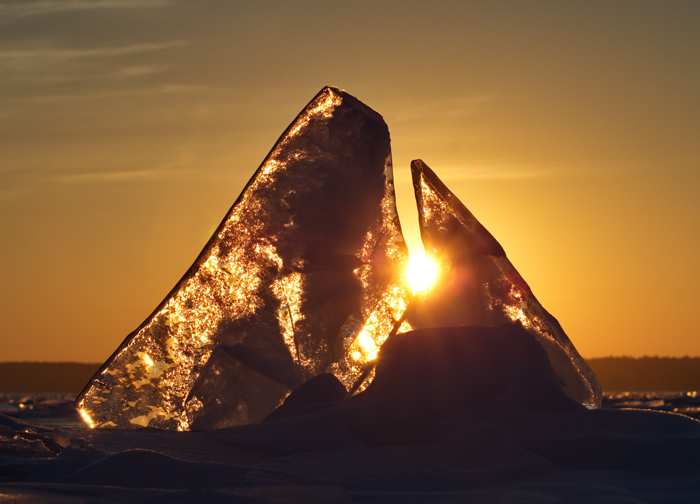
{"left": 3, "top": 388, "right": 700, "bottom": 503}
{"left": 0, "top": 394, "right": 83, "bottom": 429}
{"left": 3, "top": 391, "right": 700, "bottom": 429}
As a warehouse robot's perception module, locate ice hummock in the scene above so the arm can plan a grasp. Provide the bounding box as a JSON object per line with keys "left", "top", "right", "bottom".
{"left": 76, "top": 87, "right": 411, "bottom": 430}
{"left": 5, "top": 86, "right": 700, "bottom": 503}
{"left": 407, "top": 159, "right": 602, "bottom": 407}
{"left": 4, "top": 336, "right": 700, "bottom": 503}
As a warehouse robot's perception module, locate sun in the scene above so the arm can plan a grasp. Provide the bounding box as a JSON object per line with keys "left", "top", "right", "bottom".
{"left": 406, "top": 252, "right": 438, "bottom": 294}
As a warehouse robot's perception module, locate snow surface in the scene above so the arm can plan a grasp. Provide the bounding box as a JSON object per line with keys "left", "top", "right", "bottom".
{"left": 2, "top": 325, "right": 700, "bottom": 503}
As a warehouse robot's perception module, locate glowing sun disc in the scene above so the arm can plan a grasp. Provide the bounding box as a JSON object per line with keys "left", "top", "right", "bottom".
{"left": 406, "top": 252, "right": 438, "bottom": 294}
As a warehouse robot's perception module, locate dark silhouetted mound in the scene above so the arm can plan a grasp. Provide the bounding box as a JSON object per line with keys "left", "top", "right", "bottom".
{"left": 262, "top": 323, "right": 584, "bottom": 446}
{"left": 340, "top": 323, "right": 584, "bottom": 446}
{"left": 263, "top": 373, "right": 348, "bottom": 422}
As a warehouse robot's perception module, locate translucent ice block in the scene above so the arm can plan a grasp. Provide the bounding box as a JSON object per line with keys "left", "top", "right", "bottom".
{"left": 76, "top": 87, "right": 411, "bottom": 430}
{"left": 407, "top": 159, "right": 602, "bottom": 407}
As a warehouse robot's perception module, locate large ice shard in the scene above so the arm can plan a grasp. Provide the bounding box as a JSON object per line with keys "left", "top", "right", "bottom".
{"left": 76, "top": 87, "right": 411, "bottom": 430}
{"left": 407, "top": 159, "right": 602, "bottom": 407}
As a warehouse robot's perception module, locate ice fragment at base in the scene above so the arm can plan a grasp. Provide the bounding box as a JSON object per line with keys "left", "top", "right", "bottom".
{"left": 76, "top": 87, "right": 411, "bottom": 430}
{"left": 407, "top": 159, "right": 602, "bottom": 407}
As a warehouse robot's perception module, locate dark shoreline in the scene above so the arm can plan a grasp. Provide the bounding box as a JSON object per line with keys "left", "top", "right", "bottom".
{"left": 587, "top": 356, "right": 700, "bottom": 392}
{"left": 1, "top": 358, "right": 700, "bottom": 394}
{"left": 0, "top": 362, "right": 101, "bottom": 394}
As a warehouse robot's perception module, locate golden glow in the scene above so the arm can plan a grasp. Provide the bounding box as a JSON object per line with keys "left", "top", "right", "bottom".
{"left": 410, "top": 159, "right": 602, "bottom": 408}
{"left": 272, "top": 272, "right": 303, "bottom": 362}
{"left": 76, "top": 87, "right": 411, "bottom": 430}
{"left": 331, "top": 282, "right": 411, "bottom": 389}
{"left": 357, "top": 331, "right": 379, "bottom": 360}
{"left": 79, "top": 408, "right": 95, "bottom": 429}
{"left": 406, "top": 251, "right": 438, "bottom": 294}
{"left": 130, "top": 407, "right": 161, "bottom": 427}
{"left": 347, "top": 323, "right": 380, "bottom": 363}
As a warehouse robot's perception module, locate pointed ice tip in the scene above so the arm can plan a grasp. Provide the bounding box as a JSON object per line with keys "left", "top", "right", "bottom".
{"left": 77, "top": 85, "right": 408, "bottom": 429}
{"left": 408, "top": 159, "right": 602, "bottom": 407}
{"left": 410, "top": 159, "right": 425, "bottom": 176}
{"left": 317, "top": 86, "right": 388, "bottom": 132}
{"left": 410, "top": 159, "right": 462, "bottom": 229}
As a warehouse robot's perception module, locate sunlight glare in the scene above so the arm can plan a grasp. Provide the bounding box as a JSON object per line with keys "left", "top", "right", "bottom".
{"left": 406, "top": 252, "right": 438, "bottom": 294}
{"left": 79, "top": 408, "right": 96, "bottom": 429}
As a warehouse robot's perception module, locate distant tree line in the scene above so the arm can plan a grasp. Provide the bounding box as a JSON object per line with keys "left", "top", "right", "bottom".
{"left": 588, "top": 357, "right": 700, "bottom": 392}
{"left": 1, "top": 358, "right": 699, "bottom": 395}
{"left": 0, "top": 363, "right": 101, "bottom": 394}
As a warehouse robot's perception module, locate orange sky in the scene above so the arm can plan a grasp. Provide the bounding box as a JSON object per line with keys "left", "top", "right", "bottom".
{"left": 1, "top": 1, "right": 699, "bottom": 362}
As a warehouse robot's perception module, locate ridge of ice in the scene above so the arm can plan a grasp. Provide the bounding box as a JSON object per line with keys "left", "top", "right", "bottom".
{"left": 76, "top": 87, "right": 411, "bottom": 430}
{"left": 406, "top": 159, "right": 602, "bottom": 407}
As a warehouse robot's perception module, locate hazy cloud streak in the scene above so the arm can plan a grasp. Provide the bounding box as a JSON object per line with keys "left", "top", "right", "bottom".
{"left": 0, "top": 41, "right": 188, "bottom": 61}
{"left": 386, "top": 95, "right": 495, "bottom": 124}
{"left": 8, "top": 83, "right": 210, "bottom": 102}
{"left": 0, "top": 0, "right": 175, "bottom": 18}
{"left": 406, "top": 163, "right": 641, "bottom": 182}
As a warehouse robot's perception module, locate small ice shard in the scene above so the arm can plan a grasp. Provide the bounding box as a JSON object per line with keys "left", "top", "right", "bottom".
{"left": 407, "top": 159, "right": 602, "bottom": 407}
{"left": 76, "top": 87, "right": 411, "bottom": 430}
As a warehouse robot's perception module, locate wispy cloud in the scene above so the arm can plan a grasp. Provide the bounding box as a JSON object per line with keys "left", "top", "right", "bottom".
{"left": 0, "top": 41, "right": 187, "bottom": 61}
{"left": 57, "top": 169, "right": 162, "bottom": 184}
{"left": 113, "top": 64, "right": 167, "bottom": 77}
{"left": 11, "top": 83, "right": 210, "bottom": 102}
{"left": 401, "top": 163, "right": 552, "bottom": 182}
{"left": 439, "top": 166, "right": 551, "bottom": 181}
{"left": 0, "top": 167, "right": 185, "bottom": 201}
{"left": 0, "top": 41, "right": 188, "bottom": 91}
{"left": 0, "top": 0, "right": 175, "bottom": 18}
{"left": 415, "top": 162, "right": 640, "bottom": 182}
{"left": 385, "top": 95, "right": 495, "bottom": 124}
